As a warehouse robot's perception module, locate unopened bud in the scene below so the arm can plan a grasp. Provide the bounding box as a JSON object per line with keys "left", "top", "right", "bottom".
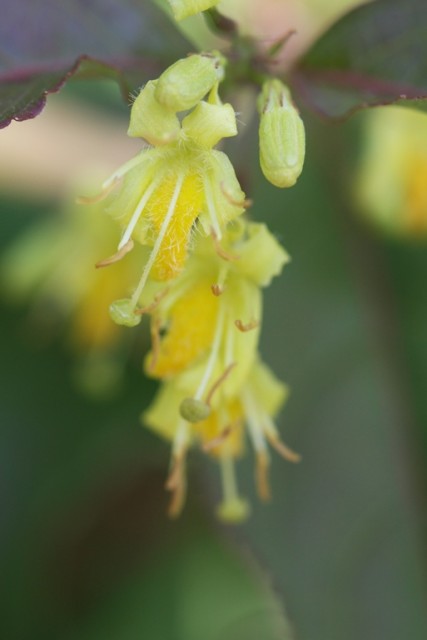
{"left": 155, "top": 53, "right": 225, "bottom": 112}
{"left": 179, "top": 397, "right": 211, "bottom": 423}
{"left": 128, "top": 80, "right": 180, "bottom": 145}
{"left": 109, "top": 299, "right": 141, "bottom": 327}
{"left": 167, "top": 0, "right": 220, "bottom": 21}
{"left": 258, "top": 79, "right": 305, "bottom": 188}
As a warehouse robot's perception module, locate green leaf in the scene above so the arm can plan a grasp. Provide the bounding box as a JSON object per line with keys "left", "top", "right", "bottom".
{"left": 0, "top": 0, "right": 191, "bottom": 128}
{"left": 292, "top": 0, "right": 427, "bottom": 119}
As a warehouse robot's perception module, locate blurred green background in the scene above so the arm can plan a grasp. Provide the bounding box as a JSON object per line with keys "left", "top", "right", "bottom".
{"left": 1, "top": 79, "right": 427, "bottom": 640}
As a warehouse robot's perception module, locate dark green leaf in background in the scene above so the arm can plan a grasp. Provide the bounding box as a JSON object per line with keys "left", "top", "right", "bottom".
{"left": 292, "top": 0, "right": 427, "bottom": 119}
{"left": 0, "top": 0, "right": 191, "bottom": 128}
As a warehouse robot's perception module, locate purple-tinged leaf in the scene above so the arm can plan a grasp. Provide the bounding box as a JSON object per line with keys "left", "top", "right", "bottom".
{"left": 0, "top": 0, "right": 191, "bottom": 128}
{"left": 291, "top": 0, "right": 427, "bottom": 120}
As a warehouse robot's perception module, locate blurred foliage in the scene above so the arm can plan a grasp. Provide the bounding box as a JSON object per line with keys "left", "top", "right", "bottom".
{"left": 294, "top": 0, "right": 427, "bottom": 118}
{"left": 0, "top": 0, "right": 190, "bottom": 128}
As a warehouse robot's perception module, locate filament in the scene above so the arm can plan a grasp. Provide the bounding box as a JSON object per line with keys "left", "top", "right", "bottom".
{"left": 130, "top": 174, "right": 184, "bottom": 307}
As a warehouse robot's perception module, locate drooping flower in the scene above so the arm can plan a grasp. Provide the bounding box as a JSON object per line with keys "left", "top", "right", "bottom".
{"left": 81, "top": 55, "right": 248, "bottom": 327}
{"left": 140, "top": 220, "right": 293, "bottom": 519}
{"left": 144, "top": 357, "right": 300, "bottom": 522}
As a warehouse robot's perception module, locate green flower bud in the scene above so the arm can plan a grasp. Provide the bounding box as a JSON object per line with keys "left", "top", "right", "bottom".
{"left": 258, "top": 79, "right": 305, "bottom": 188}
{"left": 167, "top": 0, "right": 220, "bottom": 21}
{"left": 179, "top": 397, "right": 211, "bottom": 422}
{"left": 109, "top": 298, "right": 141, "bottom": 327}
{"left": 155, "top": 53, "right": 225, "bottom": 112}
{"left": 128, "top": 80, "right": 180, "bottom": 145}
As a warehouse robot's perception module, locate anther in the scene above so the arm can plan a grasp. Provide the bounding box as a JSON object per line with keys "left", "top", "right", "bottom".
{"left": 205, "top": 362, "right": 236, "bottom": 406}
{"left": 211, "top": 230, "right": 240, "bottom": 262}
{"left": 202, "top": 425, "right": 233, "bottom": 452}
{"left": 147, "top": 316, "right": 162, "bottom": 372}
{"left": 211, "top": 283, "right": 224, "bottom": 296}
{"left": 266, "top": 433, "right": 301, "bottom": 463}
{"left": 95, "top": 239, "right": 134, "bottom": 268}
{"left": 235, "top": 318, "right": 259, "bottom": 332}
{"left": 134, "top": 288, "right": 169, "bottom": 316}
{"left": 76, "top": 178, "right": 120, "bottom": 205}
{"left": 256, "top": 451, "right": 271, "bottom": 502}
{"left": 220, "top": 182, "right": 252, "bottom": 209}
{"left": 165, "top": 453, "right": 187, "bottom": 519}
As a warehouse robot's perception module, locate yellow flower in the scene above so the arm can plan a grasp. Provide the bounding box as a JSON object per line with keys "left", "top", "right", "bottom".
{"left": 144, "top": 358, "right": 300, "bottom": 522}
{"left": 83, "top": 69, "right": 246, "bottom": 327}
{"left": 140, "top": 221, "right": 292, "bottom": 520}
{"left": 357, "top": 106, "right": 427, "bottom": 236}
{"left": 143, "top": 220, "right": 289, "bottom": 396}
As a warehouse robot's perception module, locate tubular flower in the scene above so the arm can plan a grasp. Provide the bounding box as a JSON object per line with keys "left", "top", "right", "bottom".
{"left": 83, "top": 55, "right": 248, "bottom": 327}
{"left": 357, "top": 106, "right": 427, "bottom": 236}
{"left": 140, "top": 220, "right": 291, "bottom": 519}
{"left": 144, "top": 358, "right": 300, "bottom": 523}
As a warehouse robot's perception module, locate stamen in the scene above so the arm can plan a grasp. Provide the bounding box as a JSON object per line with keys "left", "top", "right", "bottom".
{"left": 241, "top": 389, "right": 270, "bottom": 457}
{"left": 134, "top": 287, "right": 169, "bottom": 316}
{"left": 194, "top": 306, "right": 225, "bottom": 401}
{"left": 165, "top": 452, "right": 187, "bottom": 519}
{"left": 147, "top": 315, "right": 161, "bottom": 373}
{"left": 117, "top": 179, "right": 159, "bottom": 250}
{"left": 211, "top": 265, "right": 228, "bottom": 297}
{"left": 256, "top": 451, "right": 271, "bottom": 502}
{"left": 220, "top": 182, "right": 252, "bottom": 209}
{"left": 102, "top": 154, "right": 145, "bottom": 190}
{"left": 262, "top": 412, "right": 301, "bottom": 462}
{"left": 202, "top": 424, "right": 233, "bottom": 452}
{"left": 235, "top": 318, "right": 259, "bottom": 332}
{"left": 203, "top": 176, "right": 222, "bottom": 240}
{"left": 266, "top": 432, "right": 302, "bottom": 463}
{"left": 211, "top": 230, "right": 240, "bottom": 262}
{"left": 95, "top": 239, "right": 134, "bottom": 268}
{"left": 76, "top": 177, "right": 120, "bottom": 205}
{"left": 130, "top": 174, "right": 184, "bottom": 307}
{"left": 205, "top": 362, "right": 236, "bottom": 406}
{"left": 166, "top": 419, "right": 191, "bottom": 518}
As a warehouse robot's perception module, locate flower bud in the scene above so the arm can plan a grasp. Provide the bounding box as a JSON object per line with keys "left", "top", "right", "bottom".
{"left": 167, "top": 0, "right": 220, "bottom": 21}
{"left": 155, "top": 53, "right": 225, "bottom": 112}
{"left": 128, "top": 80, "right": 180, "bottom": 145}
{"left": 258, "top": 79, "right": 305, "bottom": 188}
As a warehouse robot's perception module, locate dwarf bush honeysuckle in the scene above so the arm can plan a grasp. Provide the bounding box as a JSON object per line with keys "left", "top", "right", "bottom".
{"left": 81, "top": 52, "right": 248, "bottom": 329}
{"left": 75, "top": 35, "right": 305, "bottom": 521}
{"left": 141, "top": 221, "right": 300, "bottom": 521}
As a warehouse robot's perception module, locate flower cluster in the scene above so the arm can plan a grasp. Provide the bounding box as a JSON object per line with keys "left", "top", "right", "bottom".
{"left": 79, "top": 43, "right": 305, "bottom": 520}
